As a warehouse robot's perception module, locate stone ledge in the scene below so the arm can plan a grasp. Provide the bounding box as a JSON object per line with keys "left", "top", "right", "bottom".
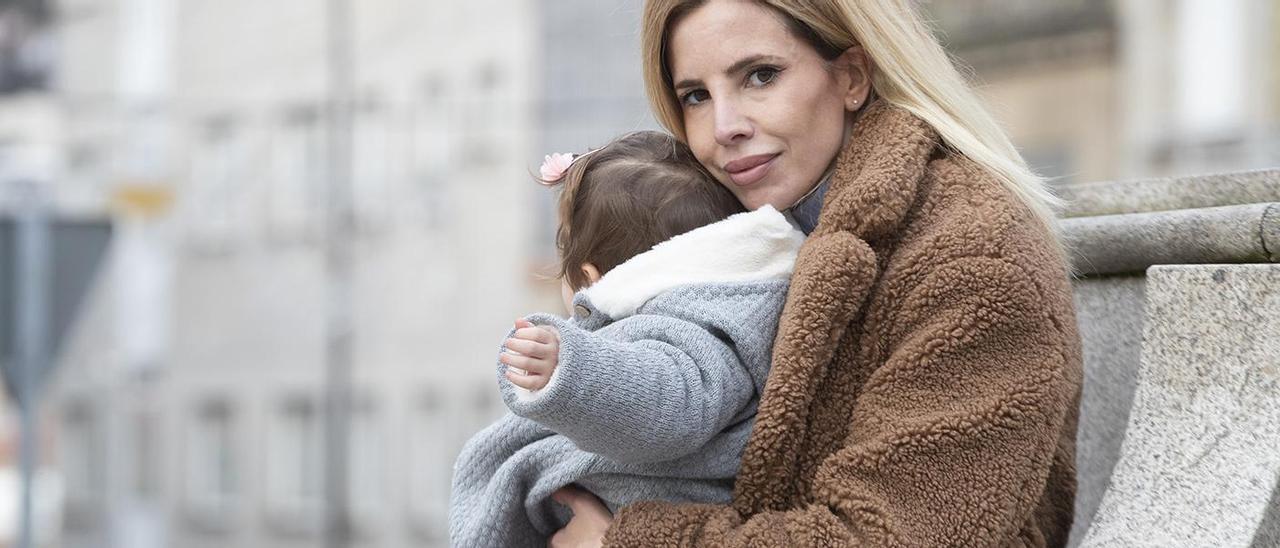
{"left": 1062, "top": 203, "right": 1279, "bottom": 276}
{"left": 1059, "top": 168, "right": 1280, "bottom": 217}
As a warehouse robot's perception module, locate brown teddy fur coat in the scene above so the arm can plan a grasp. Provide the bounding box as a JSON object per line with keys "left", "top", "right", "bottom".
{"left": 603, "top": 102, "right": 1083, "bottom": 547}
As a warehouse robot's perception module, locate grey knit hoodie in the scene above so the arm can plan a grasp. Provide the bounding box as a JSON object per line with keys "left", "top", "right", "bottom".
{"left": 448, "top": 206, "right": 805, "bottom": 547}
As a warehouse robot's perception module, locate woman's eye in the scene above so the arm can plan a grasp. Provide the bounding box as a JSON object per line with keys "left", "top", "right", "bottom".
{"left": 747, "top": 67, "right": 779, "bottom": 87}
{"left": 681, "top": 89, "right": 710, "bottom": 106}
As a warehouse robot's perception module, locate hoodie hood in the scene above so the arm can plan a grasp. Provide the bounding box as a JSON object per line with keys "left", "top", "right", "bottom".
{"left": 583, "top": 205, "right": 805, "bottom": 319}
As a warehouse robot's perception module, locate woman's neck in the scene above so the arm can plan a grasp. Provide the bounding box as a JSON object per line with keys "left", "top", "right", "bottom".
{"left": 786, "top": 172, "right": 831, "bottom": 235}
{"left": 786, "top": 110, "right": 861, "bottom": 235}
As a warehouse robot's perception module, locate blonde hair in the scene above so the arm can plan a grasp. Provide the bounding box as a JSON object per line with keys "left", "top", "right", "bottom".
{"left": 641, "top": 0, "right": 1065, "bottom": 256}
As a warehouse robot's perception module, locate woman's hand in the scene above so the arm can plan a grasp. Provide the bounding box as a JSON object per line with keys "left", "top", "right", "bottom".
{"left": 550, "top": 485, "right": 613, "bottom": 548}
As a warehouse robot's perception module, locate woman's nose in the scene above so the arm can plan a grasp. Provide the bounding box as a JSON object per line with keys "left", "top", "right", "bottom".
{"left": 713, "top": 99, "right": 753, "bottom": 146}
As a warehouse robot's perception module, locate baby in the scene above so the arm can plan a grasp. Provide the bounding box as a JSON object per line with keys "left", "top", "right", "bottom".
{"left": 449, "top": 131, "right": 805, "bottom": 547}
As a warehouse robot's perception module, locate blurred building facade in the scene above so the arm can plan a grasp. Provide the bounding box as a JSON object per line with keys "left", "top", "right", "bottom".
{"left": 0, "top": 1, "right": 1271, "bottom": 548}
{"left": 928, "top": 0, "right": 1280, "bottom": 184}
{"left": 45, "top": 1, "right": 544, "bottom": 547}
{"left": 35, "top": 0, "right": 667, "bottom": 547}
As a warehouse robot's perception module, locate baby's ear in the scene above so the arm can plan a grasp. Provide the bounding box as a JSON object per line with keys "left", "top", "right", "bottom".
{"left": 581, "top": 263, "right": 602, "bottom": 285}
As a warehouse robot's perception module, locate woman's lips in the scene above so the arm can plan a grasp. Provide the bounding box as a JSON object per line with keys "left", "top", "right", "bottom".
{"left": 724, "top": 153, "right": 779, "bottom": 187}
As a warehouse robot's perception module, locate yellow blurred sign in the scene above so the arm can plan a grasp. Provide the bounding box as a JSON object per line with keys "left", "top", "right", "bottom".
{"left": 111, "top": 183, "right": 174, "bottom": 217}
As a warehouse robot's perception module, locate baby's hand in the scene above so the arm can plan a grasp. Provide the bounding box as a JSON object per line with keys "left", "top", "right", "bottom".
{"left": 501, "top": 318, "right": 561, "bottom": 391}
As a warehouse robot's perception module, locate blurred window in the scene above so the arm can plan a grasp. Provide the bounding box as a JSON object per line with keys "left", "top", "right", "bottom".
{"left": 472, "top": 382, "right": 501, "bottom": 424}
{"left": 1174, "top": 0, "right": 1246, "bottom": 137}
{"left": 267, "top": 105, "right": 324, "bottom": 244}
{"left": 133, "top": 409, "right": 159, "bottom": 499}
{"left": 266, "top": 395, "right": 322, "bottom": 525}
{"left": 62, "top": 399, "right": 102, "bottom": 530}
{"left": 0, "top": 7, "right": 52, "bottom": 94}
{"left": 353, "top": 103, "right": 395, "bottom": 236}
{"left": 186, "top": 117, "right": 245, "bottom": 251}
{"left": 476, "top": 61, "right": 502, "bottom": 91}
{"left": 458, "top": 60, "right": 503, "bottom": 168}
{"left": 349, "top": 393, "right": 384, "bottom": 521}
{"left": 413, "top": 75, "right": 454, "bottom": 230}
{"left": 183, "top": 399, "right": 237, "bottom": 530}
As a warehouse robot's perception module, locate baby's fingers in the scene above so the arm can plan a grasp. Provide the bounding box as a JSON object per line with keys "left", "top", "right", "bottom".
{"left": 500, "top": 352, "right": 553, "bottom": 376}
{"left": 513, "top": 325, "right": 558, "bottom": 345}
{"left": 504, "top": 337, "right": 552, "bottom": 359}
{"left": 504, "top": 369, "right": 549, "bottom": 391}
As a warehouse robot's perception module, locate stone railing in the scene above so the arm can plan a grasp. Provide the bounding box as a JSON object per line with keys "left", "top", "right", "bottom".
{"left": 1060, "top": 168, "right": 1280, "bottom": 547}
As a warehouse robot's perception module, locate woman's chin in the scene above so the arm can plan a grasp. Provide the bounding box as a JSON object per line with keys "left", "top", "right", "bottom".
{"left": 740, "top": 198, "right": 772, "bottom": 211}
{"left": 739, "top": 191, "right": 796, "bottom": 212}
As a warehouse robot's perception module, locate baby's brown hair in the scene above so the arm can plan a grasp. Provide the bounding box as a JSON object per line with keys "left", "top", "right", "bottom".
{"left": 542, "top": 131, "right": 745, "bottom": 290}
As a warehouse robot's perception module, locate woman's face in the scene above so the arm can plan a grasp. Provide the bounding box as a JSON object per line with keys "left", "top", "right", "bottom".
{"left": 668, "top": 0, "right": 860, "bottom": 210}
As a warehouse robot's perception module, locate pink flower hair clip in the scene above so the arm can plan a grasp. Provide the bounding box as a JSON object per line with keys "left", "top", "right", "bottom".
{"left": 537, "top": 147, "right": 602, "bottom": 186}
{"left": 539, "top": 152, "right": 576, "bottom": 184}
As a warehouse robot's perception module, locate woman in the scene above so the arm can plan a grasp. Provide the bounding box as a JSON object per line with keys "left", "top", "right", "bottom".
{"left": 551, "top": 0, "right": 1082, "bottom": 546}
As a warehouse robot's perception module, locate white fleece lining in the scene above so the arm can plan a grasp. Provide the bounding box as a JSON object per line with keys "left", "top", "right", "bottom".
{"left": 512, "top": 205, "right": 804, "bottom": 403}
{"left": 583, "top": 204, "right": 805, "bottom": 319}
{"left": 512, "top": 361, "right": 564, "bottom": 403}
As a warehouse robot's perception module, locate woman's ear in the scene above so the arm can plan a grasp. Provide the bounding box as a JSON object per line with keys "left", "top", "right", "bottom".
{"left": 581, "top": 263, "right": 602, "bottom": 285}
{"left": 836, "top": 45, "right": 873, "bottom": 111}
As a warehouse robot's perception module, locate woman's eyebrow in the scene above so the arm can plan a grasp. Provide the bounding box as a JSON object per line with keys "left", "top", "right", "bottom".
{"left": 723, "top": 54, "right": 783, "bottom": 77}
{"left": 673, "top": 54, "right": 784, "bottom": 91}
{"left": 673, "top": 76, "right": 702, "bottom": 92}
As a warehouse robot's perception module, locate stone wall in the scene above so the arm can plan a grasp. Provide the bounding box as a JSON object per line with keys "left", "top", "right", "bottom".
{"left": 1062, "top": 168, "right": 1280, "bottom": 547}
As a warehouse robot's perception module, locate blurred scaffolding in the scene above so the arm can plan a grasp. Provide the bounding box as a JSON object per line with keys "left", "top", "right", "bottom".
{"left": 0, "top": 1, "right": 1275, "bottom": 548}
